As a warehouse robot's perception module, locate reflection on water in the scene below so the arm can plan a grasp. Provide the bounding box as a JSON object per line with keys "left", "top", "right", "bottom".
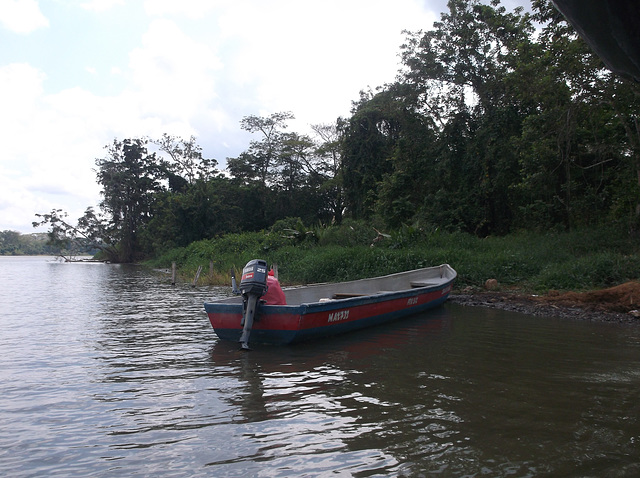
{"left": 1, "top": 256, "right": 640, "bottom": 476}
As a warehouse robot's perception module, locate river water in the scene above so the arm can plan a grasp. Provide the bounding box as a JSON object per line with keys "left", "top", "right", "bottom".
{"left": 1, "top": 256, "right": 639, "bottom": 477}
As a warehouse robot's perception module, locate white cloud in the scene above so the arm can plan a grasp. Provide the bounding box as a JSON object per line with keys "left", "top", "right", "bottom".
{"left": 127, "top": 18, "right": 223, "bottom": 123}
{"left": 0, "top": 64, "right": 122, "bottom": 232}
{"left": 215, "top": 0, "right": 437, "bottom": 129}
{"left": 79, "top": 0, "right": 125, "bottom": 12}
{"left": 0, "top": 63, "right": 45, "bottom": 122}
{"left": 0, "top": 0, "right": 441, "bottom": 233}
{"left": 0, "top": 165, "right": 52, "bottom": 232}
{"left": 143, "top": 0, "right": 220, "bottom": 19}
{"left": 0, "top": 0, "right": 49, "bottom": 34}
{"left": 0, "top": 19, "right": 226, "bottom": 232}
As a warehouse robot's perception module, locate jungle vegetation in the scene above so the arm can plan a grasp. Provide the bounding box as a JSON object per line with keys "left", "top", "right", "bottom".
{"left": 32, "top": 0, "right": 640, "bottom": 269}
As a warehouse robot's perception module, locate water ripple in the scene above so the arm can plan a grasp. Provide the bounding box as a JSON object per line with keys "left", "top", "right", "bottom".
{"left": 2, "top": 258, "right": 640, "bottom": 476}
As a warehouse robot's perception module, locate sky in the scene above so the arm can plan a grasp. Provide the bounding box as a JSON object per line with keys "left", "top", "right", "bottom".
{"left": 0, "top": 0, "right": 528, "bottom": 234}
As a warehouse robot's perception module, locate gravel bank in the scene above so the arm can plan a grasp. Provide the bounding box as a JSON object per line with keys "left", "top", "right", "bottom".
{"left": 449, "top": 291, "right": 639, "bottom": 325}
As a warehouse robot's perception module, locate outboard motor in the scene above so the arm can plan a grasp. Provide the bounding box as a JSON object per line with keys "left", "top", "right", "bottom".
{"left": 238, "top": 259, "right": 268, "bottom": 350}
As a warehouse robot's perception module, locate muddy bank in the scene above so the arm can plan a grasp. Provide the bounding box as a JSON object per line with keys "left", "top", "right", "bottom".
{"left": 450, "top": 281, "right": 640, "bottom": 325}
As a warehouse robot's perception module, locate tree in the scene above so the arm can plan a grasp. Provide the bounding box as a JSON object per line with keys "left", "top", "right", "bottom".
{"left": 272, "top": 131, "right": 315, "bottom": 192}
{"left": 32, "top": 208, "right": 117, "bottom": 260}
{"left": 507, "top": 1, "right": 639, "bottom": 231}
{"left": 95, "top": 138, "right": 165, "bottom": 262}
{"left": 0, "top": 230, "right": 23, "bottom": 255}
{"left": 227, "top": 112, "right": 295, "bottom": 186}
{"left": 141, "top": 175, "right": 246, "bottom": 254}
{"left": 226, "top": 112, "right": 334, "bottom": 227}
{"left": 339, "top": 83, "right": 439, "bottom": 227}
{"left": 311, "top": 122, "right": 346, "bottom": 224}
{"left": 153, "top": 133, "right": 218, "bottom": 187}
{"left": 340, "top": 89, "right": 398, "bottom": 219}
{"left": 397, "top": 0, "right": 534, "bottom": 234}
{"left": 2, "top": 229, "right": 77, "bottom": 256}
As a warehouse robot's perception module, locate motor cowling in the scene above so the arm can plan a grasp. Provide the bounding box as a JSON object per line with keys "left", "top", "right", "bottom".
{"left": 239, "top": 259, "right": 268, "bottom": 297}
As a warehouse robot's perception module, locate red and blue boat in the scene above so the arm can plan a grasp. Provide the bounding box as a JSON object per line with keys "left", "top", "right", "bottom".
{"left": 204, "top": 263, "right": 456, "bottom": 347}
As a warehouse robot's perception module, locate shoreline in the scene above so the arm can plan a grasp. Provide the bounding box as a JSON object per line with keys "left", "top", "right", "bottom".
{"left": 449, "top": 290, "right": 639, "bottom": 325}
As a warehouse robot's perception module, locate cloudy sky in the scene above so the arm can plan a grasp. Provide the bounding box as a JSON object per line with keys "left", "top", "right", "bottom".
{"left": 1, "top": 0, "right": 529, "bottom": 234}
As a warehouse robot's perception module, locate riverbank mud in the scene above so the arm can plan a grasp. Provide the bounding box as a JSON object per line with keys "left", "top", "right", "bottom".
{"left": 450, "top": 281, "right": 640, "bottom": 325}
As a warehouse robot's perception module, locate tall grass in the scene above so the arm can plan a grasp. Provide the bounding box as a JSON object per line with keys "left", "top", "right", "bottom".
{"left": 146, "top": 221, "right": 639, "bottom": 292}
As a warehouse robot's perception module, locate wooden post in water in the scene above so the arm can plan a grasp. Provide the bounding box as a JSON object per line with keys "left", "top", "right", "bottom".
{"left": 192, "top": 265, "right": 203, "bottom": 287}
{"left": 209, "top": 260, "right": 214, "bottom": 278}
{"left": 171, "top": 262, "right": 176, "bottom": 286}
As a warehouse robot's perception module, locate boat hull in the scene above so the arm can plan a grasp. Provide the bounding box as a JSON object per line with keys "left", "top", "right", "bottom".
{"left": 204, "top": 265, "right": 456, "bottom": 345}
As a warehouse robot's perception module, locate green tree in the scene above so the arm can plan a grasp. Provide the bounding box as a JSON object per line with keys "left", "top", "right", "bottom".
{"left": 311, "top": 122, "right": 346, "bottom": 224}
{"left": 32, "top": 208, "right": 116, "bottom": 260}
{"left": 510, "top": 1, "right": 638, "bottom": 231}
{"left": 0, "top": 230, "right": 23, "bottom": 255}
{"left": 388, "top": 0, "right": 533, "bottom": 233}
{"left": 141, "top": 176, "right": 246, "bottom": 254}
{"left": 226, "top": 112, "right": 335, "bottom": 227}
{"left": 227, "top": 112, "right": 295, "bottom": 186}
{"left": 95, "top": 138, "right": 165, "bottom": 262}
{"left": 340, "top": 89, "right": 397, "bottom": 219}
{"left": 153, "top": 133, "right": 218, "bottom": 187}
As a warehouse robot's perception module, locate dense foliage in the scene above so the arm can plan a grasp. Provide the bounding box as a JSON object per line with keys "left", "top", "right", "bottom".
{"left": 32, "top": 0, "right": 640, "bottom": 263}
{"left": 0, "top": 230, "right": 94, "bottom": 256}
{"left": 342, "top": 0, "right": 640, "bottom": 235}
{"left": 146, "top": 220, "right": 640, "bottom": 293}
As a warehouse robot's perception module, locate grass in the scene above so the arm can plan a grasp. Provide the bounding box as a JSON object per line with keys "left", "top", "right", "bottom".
{"left": 145, "top": 221, "right": 640, "bottom": 293}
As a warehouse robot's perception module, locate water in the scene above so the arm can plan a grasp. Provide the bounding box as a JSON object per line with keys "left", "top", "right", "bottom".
{"left": 1, "top": 256, "right": 640, "bottom": 477}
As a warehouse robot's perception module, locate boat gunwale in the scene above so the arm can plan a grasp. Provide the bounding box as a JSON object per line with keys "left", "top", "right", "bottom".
{"left": 204, "top": 264, "right": 456, "bottom": 310}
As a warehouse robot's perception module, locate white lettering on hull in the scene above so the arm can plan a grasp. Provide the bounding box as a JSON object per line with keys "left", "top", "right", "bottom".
{"left": 328, "top": 309, "right": 350, "bottom": 323}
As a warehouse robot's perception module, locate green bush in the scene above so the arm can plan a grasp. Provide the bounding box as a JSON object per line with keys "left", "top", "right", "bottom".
{"left": 534, "top": 252, "right": 640, "bottom": 291}
{"left": 317, "top": 219, "right": 378, "bottom": 247}
{"left": 146, "top": 222, "right": 640, "bottom": 291}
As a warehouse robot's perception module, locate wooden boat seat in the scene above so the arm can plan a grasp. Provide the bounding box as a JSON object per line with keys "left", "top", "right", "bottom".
{"left": 332, "top": 293, "right": 367, "bottom": 299}
{"left": 410, "top": 281, "right": 439, "bottom": 288}
{"left": 326, "top": 291, "right": 394, "bottom": 300}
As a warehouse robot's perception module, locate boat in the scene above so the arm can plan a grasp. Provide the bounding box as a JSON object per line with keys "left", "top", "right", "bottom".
{"left": 204, "top": 260, "right": 456, "bottom": 348}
